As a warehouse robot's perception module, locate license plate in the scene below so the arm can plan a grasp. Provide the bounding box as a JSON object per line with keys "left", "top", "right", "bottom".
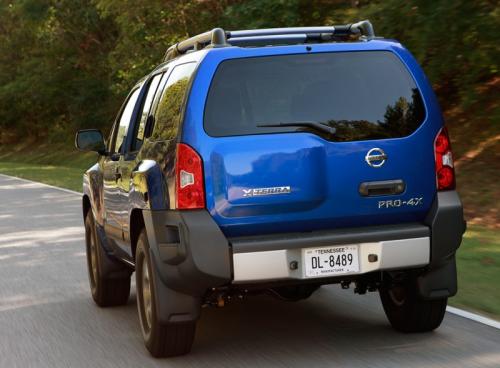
{"left": 303, "top": 245, "right": 359, "bottom": 278}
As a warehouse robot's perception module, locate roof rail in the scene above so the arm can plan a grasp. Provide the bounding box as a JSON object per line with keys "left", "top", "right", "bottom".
{"left": 163, "top": 20, "right": 375, "bottom": 62}
{"left": 164, "top": 28, "right": 227, "bottom": 61}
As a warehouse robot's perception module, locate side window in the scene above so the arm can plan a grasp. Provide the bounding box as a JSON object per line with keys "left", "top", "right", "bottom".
{"left": 113, "top": 87, "right": 141, "bottom": 153}
{"left": 151, "top": 63, "right": 196, "bottom": 141}
{"left": 132, "top": 73, "right": 164, "bottom": 151}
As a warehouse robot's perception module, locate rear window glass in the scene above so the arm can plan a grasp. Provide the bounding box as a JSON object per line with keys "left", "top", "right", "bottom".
{"left": 204, "top": 51, "right": 425, "bottom": 141}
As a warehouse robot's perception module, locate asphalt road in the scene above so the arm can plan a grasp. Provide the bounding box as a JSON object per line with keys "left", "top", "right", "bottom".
{"left": 0, "top": 174, "right": 499, "bottom": 368}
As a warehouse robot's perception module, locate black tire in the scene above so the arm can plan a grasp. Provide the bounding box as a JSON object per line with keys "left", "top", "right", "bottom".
{"left": 84, "top": 211, "right": 131, "bottom": 307}
{"left": 135, "top": 229, "right": 196, "bottom": 358}
{"left": 379, "top": 276, "right": 447, "bottom": 333}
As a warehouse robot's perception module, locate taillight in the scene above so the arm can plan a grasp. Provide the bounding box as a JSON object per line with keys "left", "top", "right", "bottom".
{"left": 434, "top": 127, "right": 455, "bottom": 190}
{"left": 175, "top": 143, "right": 205, "bottom": 209}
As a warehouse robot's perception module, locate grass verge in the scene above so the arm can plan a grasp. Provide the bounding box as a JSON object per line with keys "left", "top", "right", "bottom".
{"left": 0, "top": 146, "right": 499, "bottom": 321}
{"left": 0, "top": 144, "right": 96, "bottom": 192}
{"left": 0, "top": 162, "right": 86, "bottom": 191}
{"left": 451, "top": 226, "right": 500, "bottom": 320}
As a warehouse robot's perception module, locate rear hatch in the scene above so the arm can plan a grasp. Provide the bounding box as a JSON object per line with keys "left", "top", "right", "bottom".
{"left": 202, "top": 50, "right": 437, "bottom": 237}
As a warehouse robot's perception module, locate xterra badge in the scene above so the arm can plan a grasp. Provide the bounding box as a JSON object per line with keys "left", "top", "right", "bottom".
{"left": 242, "top": 186, "right": 291, "bottom": 197}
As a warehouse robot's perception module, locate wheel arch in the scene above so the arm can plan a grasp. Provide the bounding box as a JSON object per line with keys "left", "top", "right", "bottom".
{"left": 82, "top": 194, "right": 91, "bottom": 220}
{"left": 130, "top": 208, "right": 146, "bottom": 260}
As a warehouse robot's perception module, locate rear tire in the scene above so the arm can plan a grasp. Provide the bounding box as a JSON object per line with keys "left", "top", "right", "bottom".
{"left": 379, "top": 275, "right": 447, "bottom": 333}
{"left": 84, "top": 211, "right": 131, "bottom": 307}
{"left": 135, "top": 229, "right": 196, "bottom": 357}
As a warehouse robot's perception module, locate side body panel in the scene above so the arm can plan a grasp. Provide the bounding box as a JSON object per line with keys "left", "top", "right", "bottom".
{"left": 105, "top": 52, "right": 207, "bottom": 259}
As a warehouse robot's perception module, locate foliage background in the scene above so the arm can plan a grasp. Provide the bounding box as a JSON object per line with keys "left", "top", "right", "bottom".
{"left": 0, "top": 0, "right": 498, "bottom": 226}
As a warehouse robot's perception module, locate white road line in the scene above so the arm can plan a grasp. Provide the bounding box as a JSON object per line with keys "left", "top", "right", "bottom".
{"left": 0, "top": 173, "right": 81, "bottom": 195}
{"left": 446, "top": 306, "right": 500, "bottom": 330}
{"left": 0, "top": 172, "right": 499, "bottom": 330}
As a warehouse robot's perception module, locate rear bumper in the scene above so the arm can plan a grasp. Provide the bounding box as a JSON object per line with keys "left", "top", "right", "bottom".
{"left": 142, "top": 190, "right": 465, "bottom": 321}
{"left": 231, "top": 191, "right": 465, "bottom": 288}
{"left": 229, "top": 222, "right": 431, "bottom": 283}
{"left": 232, "top": 237, "right": 430, "bottom": 283}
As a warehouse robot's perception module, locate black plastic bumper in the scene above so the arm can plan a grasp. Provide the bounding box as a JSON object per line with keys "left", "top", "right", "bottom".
{"left": 419, "top": 190, "right": 466, "bottom": 299}
{"left": 424, "top": 191, "right": 466, "bottom": 265}
{"left": 143, "top": 209, "right": 231, "bottom": 323}
{"left": 142, "top": 190, "right": 465, "bottom": 322}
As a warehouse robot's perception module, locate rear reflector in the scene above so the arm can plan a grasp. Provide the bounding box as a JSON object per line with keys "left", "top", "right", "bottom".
{"left": 434, "top": 127, "right": 455, "bottom": 190}
{"left": 175, "top": 143, "right": 205, "bottom": 209}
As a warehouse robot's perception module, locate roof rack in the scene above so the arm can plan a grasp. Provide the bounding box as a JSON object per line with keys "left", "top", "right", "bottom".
{"left": 163, "top": 20, "right": 376, "bottom": 62}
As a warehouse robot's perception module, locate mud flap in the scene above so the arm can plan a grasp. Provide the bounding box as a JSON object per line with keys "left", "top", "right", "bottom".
{"left": 417, "top": 256, "right": 457, "bottom": 300}
{"left": 149, "top": 248, "right": 202, "bottom": 324}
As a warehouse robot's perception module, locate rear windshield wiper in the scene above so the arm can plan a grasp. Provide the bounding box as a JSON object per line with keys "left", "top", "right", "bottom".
{"left": 256, "top": 121, "right": 336, "bottom": 136}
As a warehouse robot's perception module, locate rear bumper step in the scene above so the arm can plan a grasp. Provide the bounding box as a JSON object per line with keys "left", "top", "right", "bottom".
{"left": 229, "top": 223, "right": 429, "bottom": 253}
{"left": 232, "top": 237, "right": 430, "bottom": 283}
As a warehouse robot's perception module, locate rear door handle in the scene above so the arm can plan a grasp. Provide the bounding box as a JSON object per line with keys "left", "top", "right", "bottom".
{"left": 359, "top": 180, "right": 405, "bottom": 197}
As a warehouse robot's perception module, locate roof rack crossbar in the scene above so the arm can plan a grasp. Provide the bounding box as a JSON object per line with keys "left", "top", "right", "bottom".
{"left": 228, "top": 34, "right": 308, "bottom": 47}
{"left": 227, "top": 26, "right": 336, "bottom": 38}
{"left": 163, "top": 20, "right": 375, "bottom": 61}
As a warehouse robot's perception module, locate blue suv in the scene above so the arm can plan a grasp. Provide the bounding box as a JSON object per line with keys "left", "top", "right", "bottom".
{"left": 76, "top": 21, "right": 465, "bottom": 357}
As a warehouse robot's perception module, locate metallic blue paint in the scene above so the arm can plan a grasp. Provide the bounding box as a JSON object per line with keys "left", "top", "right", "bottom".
{"left": 181, "top": 40, "right": 443, "bottom": 237}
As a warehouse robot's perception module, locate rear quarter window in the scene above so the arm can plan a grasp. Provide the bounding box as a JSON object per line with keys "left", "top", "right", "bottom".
{"left": 204, "top": 51, "right": 425, "bottom": 141}
{"left": 151, "top": 62, "right": 196, "bottom": 141}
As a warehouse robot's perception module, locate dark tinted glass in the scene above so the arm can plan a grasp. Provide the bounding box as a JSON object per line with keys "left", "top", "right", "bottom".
{"left": 114, "top": 87, "right": 141, "bottom": 153}
{"left": 133, "top": 73, "right": 163, "bottom": 151}
{"left": 151, "top": 63, "right": 196, "bottom": 141}
{"left": 204, "top": 51, "right": 425, "bottom": 141}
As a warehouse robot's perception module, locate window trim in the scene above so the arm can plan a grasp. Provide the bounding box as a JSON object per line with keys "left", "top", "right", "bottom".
{"left": 128, "top": 72, "right": 166, "bottom": 155}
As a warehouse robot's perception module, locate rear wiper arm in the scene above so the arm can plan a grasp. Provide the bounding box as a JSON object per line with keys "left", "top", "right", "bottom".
{"left": 257, "top": 121, "right": 336, "bottom": 136}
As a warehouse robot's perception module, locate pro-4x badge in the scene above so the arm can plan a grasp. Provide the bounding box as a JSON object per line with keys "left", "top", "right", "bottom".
{"left": 242, "top": 186, "right": 291, "bottom": 197}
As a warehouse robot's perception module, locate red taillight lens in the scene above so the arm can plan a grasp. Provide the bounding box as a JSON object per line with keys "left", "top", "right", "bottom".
{"left": 175, "top": 143, "right": 205, "bottom": 209}
{"left": 434, "top": 127, "right": 455, "bottom": 191}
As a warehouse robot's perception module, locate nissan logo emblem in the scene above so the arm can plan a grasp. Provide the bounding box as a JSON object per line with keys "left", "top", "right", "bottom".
{"left": 365, "top": 148, "right": 387, "bottom": 168}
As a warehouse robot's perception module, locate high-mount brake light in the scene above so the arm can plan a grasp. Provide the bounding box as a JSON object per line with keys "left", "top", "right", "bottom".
{"left": 175, "top": 143, "right": 205, "bottom": 209}
{"left": 434, "top": 127, "right": 455, "bottom": 191}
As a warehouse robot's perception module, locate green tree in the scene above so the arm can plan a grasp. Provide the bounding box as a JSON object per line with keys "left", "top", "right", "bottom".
{"left": 0, "top": 0, "right": 497, "bottom": 143}
{"left": 0, "top": 0, "right": 116, "bottom": 141}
